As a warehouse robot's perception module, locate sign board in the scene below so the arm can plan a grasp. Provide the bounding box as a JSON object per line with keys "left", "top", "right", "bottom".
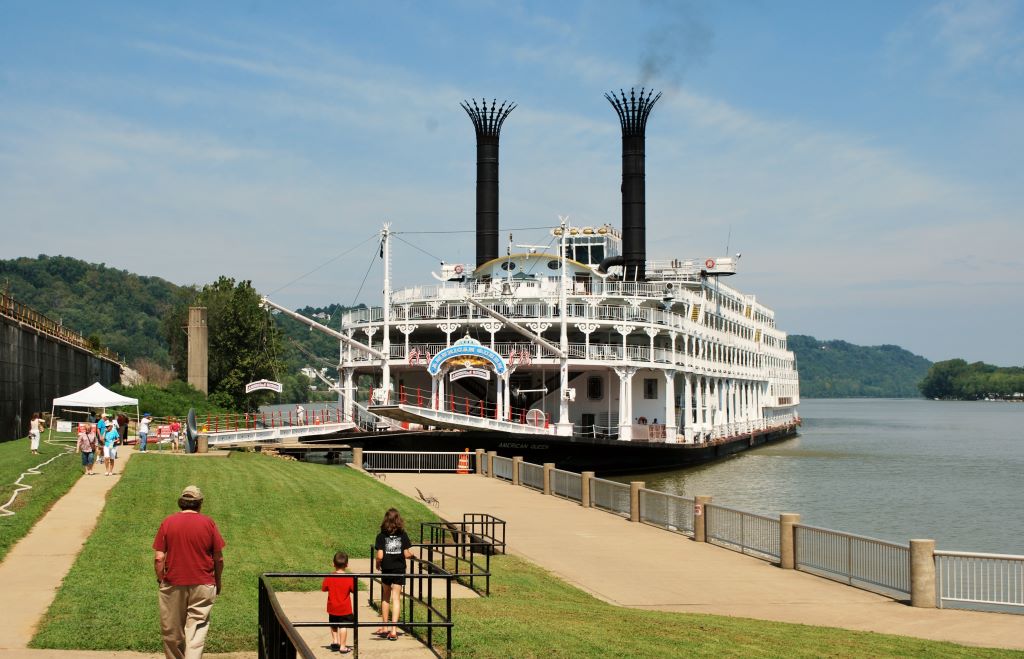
{"left": 428, "top": 340, "right": 506, "bottom": 376}
{"left": 450, "top": 367, "right": 491, "bottom": 382}
{"left": 56, "top": 420, "right": 73, "bottom": 433}
{"left": 245, "top": 379, "right": 283, "bottom": 394}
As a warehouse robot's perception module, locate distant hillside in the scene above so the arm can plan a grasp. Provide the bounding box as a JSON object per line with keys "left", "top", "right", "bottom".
{"left": 789, "top": 335, "right": 932, "bottom": 398}
{"left": 0, "top": 255, "right": 191, "bottom": 365}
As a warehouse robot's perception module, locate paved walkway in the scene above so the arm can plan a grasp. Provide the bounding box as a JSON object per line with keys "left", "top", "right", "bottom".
{"left": 382, "top": 472, "right": 1024, "bottom": 651}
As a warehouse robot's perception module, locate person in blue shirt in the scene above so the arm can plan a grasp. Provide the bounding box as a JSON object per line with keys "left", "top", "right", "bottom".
{"left": 103, "top": 424, "right": 120, "bottom": 476}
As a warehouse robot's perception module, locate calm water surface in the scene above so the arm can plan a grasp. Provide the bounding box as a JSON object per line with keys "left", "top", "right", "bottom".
{"left": 615, "top": 399, "right": 1023, "bottom": 554}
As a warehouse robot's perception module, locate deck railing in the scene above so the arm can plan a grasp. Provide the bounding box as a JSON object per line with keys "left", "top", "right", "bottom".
{"left": 794, "top": 524, "right": 910, "bottom": 599}
{"left": 705, "top": 504, "right": 780, "bottom": 560}
{"left": 935, "top": 550, "right": 1024, "bottom": 613}
{"left": 639, "top": 489, "right": 695, "bottom": 536}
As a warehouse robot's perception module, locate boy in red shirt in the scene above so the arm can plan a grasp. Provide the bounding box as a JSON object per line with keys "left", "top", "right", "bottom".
{"left": 321, "top": 551, "right": 355, "bottom": 654}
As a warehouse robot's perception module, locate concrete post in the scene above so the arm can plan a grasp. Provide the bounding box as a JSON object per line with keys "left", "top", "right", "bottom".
{"left": 351, "top": 447, "right": 363, "bottom": 471}
{"left": 779, "top": 513, "right": 800, "bottom": 569}
{"left": 486, "top": 451, "right": 496, "bottom": 478}
{"left": 630, "top": 481, "right": 645, "bottom": 523}
{"left": 910, "top": 539, "right": 937, "bottom": 608}
{"left": 475, "top": 448, "right": 485, "bottom": 475}
{"left": 543, "top": 463, "right": 554, "bottom": 495}
{"left": 512, "top": 456, "right": 522, "bottom": 486}
{"left": 581, "top": 471, "right": 594, "bottom": 508}
{"left": 186, "top": 306, "right": 208, "bottom": 394}
{"left": 694, "top": 495, "right": 712, "bottom": 542}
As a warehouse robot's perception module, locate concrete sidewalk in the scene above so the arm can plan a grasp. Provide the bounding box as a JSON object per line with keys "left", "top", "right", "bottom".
{"left": 382, "top": 472, "right": 1024, "bottom": 651}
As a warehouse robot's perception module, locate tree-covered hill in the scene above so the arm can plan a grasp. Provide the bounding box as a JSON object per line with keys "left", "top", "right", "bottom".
{"left": 789, "top": 335, "right": 932, "bottom": 398}
{"left": 0, "top": 255, "right": 192, "bottom": 365}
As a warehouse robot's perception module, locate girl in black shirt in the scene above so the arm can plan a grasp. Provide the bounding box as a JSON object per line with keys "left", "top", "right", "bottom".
{"left": 374, "top": 507, "right": 412, "bottom": 640}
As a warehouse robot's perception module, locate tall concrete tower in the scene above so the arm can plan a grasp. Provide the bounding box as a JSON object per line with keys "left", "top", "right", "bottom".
{"left": 187, "top": 306, "right": 208, "bottom": 394}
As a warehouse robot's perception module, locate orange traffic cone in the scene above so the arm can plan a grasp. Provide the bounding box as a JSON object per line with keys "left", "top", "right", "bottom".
{"left": 457, "top": 448, "right": 470, "bottom": 474}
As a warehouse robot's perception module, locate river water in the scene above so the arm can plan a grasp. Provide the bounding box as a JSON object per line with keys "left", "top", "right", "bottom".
{"left": 614, "top": 399, "right": 1024, "bottom": 554}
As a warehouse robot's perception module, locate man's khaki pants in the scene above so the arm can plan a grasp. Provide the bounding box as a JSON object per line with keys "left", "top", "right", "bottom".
{"left": 159, "top": 583, "right": 217, "bottom": 659}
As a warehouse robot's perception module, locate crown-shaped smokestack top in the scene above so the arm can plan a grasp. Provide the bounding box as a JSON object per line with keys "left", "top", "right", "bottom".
{"left": 606, "top": 87, "right": 661, "bottom": 282}
{"left": 462, "top": 99, "right": 516, "bottom": 268}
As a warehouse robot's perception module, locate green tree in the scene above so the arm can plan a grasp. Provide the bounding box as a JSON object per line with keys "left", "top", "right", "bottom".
{"left": 164, "top": 277, "right": 286, "bottom": 411}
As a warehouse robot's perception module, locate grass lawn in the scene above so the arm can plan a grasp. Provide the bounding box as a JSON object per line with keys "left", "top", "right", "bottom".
{"left": 0, "top": 432, "right": 81, "bottom": 562}
{"left": 30, "top": 450, "right": 438, "bottom": 653}
{"left": 30, "top": 451, "right": 1022, "bottom": 657}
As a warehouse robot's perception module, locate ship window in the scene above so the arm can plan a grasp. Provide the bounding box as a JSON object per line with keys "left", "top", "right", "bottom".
{"left": 547, "top": 260, "right": 560, "bottom": 270}
{"left": 500, "top": 261, "right": 517, "bottom": 271}
{"left": 590, "top": 245, "right": 605, "bottom": 263}
{"left": 573, "top": 246, "right": 589, "bottom": 263}
{"left": 644, "top": 378, "right": 657, "bottom": 399}
{"left": 587, "top": 376, "right": 603, "bottom": 400}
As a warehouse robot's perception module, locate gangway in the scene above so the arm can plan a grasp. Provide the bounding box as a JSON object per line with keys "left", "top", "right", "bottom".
{"left": 204, "top": 420, "right": 355, "bottom": 447}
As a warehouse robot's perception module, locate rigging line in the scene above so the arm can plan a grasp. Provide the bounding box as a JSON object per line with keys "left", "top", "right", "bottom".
{"left": 350, "top": 244, "right": 378, "bottom": 308}
{"left": 395, "top": 225, "right": 556, "bottom": 235}
{"left": 267, "top": 233, "right": 378, "bottom": 296}
{"left": 393, "top": 234, "right": 443, "bottom": 263}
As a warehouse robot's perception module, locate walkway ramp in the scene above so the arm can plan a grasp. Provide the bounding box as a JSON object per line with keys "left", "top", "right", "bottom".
{"left": 380, "top": 472, "right": 1024, "bottom": 651}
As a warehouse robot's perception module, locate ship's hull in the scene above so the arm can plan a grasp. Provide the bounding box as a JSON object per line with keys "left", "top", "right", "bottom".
{"left": 342, "top": 423, "right": 800, "bottom": 475}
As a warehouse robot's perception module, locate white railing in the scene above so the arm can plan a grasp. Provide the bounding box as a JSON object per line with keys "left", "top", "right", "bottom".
{"left": 492, "top": 455, "right": 514, "bottom": 481}
{"left": 550, "top": 468, "right": 583, "bottom": 502}
{"left": 935, "top": 551, "right": 1024, "bottom": 612}
{"left": 361, "top": 451, "right": 473, "bottom": 473}
{"left": 590, "top": 477, "right": 630, "bottom": 517}
{"left": 639, "top": 489, "right": 695, "bottom": 536}
{"left": 795, "top": 525, "right": 910, "bottom": 599}
{"left": 519, "top": 461, "right": 544, "bottom": 491}
{"left": 706, "top": 504, "right": 780, "bottom": 560}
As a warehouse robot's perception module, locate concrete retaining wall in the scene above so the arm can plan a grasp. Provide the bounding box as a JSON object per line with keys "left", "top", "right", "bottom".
{"left": 0, "top": 315, "right": 120, "bottom": 441}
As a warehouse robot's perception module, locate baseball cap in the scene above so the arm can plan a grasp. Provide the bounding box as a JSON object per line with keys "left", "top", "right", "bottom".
{"left": 180, "top": 485, "right": 204, "bottom": 501}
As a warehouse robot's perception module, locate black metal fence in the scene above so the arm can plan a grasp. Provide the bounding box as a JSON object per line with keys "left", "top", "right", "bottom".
{"left": 418, "top": 514, "right": 505, "bottom": 596}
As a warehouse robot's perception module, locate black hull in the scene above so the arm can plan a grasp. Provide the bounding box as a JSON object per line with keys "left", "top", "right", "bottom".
{"left": 343, "top": 424, "right": 800, "bottom": 475}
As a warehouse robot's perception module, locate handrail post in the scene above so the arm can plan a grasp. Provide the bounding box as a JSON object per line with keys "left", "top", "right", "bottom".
{"left": 352, "top": 447, "right": 364, "bottom": 471}
{"left": 694, "top": 495, "right": 712, "bottom": 542}
{"left": 910, "top": 539, "right": 937, "bottom": 608}
{"left": 475, "top": 448, "right": 485, "bottom": 475}
{"left": 779, "top": 513, "right": 800, "bottom": 569}
{"left": 486, "top": 451, "right": 496, "bottom": 477}
{"left": 543, "top": 463, "right": 554, "bottom": 495}
{"left": 630, "top": 481, "right": 645, "bottom": 523}
{"left": 581, "top": 471, "right": 594, "bottom": 508}
{"left": 512, "top": 456, "right": 522, "bottom": 486}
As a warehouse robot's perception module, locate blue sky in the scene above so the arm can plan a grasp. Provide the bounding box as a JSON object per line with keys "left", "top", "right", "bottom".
{"left": 1, "top": 1, "right": 1022, "bottom": 365}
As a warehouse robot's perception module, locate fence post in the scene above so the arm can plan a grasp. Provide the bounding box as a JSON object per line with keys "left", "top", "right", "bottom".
{"left": 486, "top": 451, "right": 496, "bottom": 478}
{"left": 779, "top": 513, "right": 800, "bottom": 569}
{"left": 581, "top": 471, "right": 594, "bottom": 508}
{"left": 910, "top": 539, "right": 937, "bottom": 608}
{"left": 512, "top": 456, "right": 522, "bottom": 486}
{"left": 352, "top": 447, "right": 363, "bottom": 471}
{"left": 543, "top": 463, "right": 554, "bottom": 495}
{"left": 475, "top": 449, "right": 485, "bottom": 475}
{"left": 629, "top": 481, "right": 645, "bottom": 523}
{"left": 694, "top": 495, "right": 712, "bottom": 542}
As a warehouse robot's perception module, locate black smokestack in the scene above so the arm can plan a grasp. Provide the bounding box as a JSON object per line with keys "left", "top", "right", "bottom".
{"left": 605, "top": 88, "right": 661, "bottom": 282}
{"left": 462, "top": 98, "right": 516, "bottom": 268}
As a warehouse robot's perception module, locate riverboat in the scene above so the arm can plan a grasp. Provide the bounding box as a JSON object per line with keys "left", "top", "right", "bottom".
{"left": 266, "top": 89, "right": 800, "bottom": 473}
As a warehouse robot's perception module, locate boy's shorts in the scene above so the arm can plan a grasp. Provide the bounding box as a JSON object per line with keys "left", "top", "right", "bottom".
{"left": 329, "top": 613, "right": 354, "bottom": 630}
{"left": 103, "top": 445, "right": 118, "bottom": 459}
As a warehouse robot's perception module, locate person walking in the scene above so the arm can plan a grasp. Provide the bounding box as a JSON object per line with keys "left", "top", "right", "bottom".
{"left": 374, "top": 507, "right": 413, "bottom": 641}
{"left": 102, "top": 422, "right": 119, "bottom": 476}
{"left": 117, "top": 412, "right": 130, "bottom": 446}
{"left": 139, "top": 413, "right": 152, "bottom": 452}
{"left": 76, "top": 423, "right": 97, "bottom": 475}
{"left": 153, "top": 485, "right": 225, "bottom": 659}
{"left": 28, "top": 413, "right": 45, "bottom": 454}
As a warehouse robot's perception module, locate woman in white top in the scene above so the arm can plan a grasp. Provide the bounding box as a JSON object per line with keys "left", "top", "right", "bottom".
{"left": 28, "top": 413, "right": 45, "bottom": 454}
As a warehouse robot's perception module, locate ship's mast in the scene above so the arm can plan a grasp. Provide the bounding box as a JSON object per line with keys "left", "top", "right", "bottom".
{"left": 381, "top": 222, "right": 392, "bottom": 402}
{"left": 556, "top": 216, "right": 571, "bottom": 434}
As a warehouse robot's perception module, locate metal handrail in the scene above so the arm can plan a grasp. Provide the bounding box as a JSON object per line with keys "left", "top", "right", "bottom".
{"left": 590, "top": 477, "right": 630, "bottom": 516}
{"left": 935, "top": 550, "right": 1024, "bottom": 611}
{"left": 258, "top": 575, "right": 322, "bottom": 659}
{"left": 362, "top": 451, "right": 475, "bottom": 473}
{"left": 705, "top": 503, "right": 780, "bottom": 560}
{"left": 519, "top": 461, "right": 544, "bottom": 491}
{"left": 794, "top": 524, "right": 910, "bottom": 599}
{"left": 550, "top": 468, "right": 583, "bottom": 502}
{"left": 638, "top": 489, "right": 695, "bottom": 536}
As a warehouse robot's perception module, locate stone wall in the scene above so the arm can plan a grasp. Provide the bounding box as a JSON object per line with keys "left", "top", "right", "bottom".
{"left": 0, "top": 315, "right": 120, "bottom": 441}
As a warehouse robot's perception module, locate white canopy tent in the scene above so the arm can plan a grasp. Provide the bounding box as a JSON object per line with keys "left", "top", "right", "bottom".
{"left": 48, "top": 382, "right": 139, "bottom": 442}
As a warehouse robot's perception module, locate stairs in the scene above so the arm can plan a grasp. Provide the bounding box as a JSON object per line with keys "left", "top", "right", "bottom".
{"left": 690, "top": 304, "right": 701, "bottom": 322}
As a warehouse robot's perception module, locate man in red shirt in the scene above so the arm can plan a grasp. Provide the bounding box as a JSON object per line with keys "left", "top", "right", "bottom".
{"left": 153, "top": 485, "right": 226, "bottom": 659}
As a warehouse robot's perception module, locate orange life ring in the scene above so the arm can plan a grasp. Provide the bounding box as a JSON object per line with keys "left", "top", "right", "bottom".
{"left": 454, "top": 264, "right": 464, "bottom": 275}
{"left": 705, "top": 259, "right": 715, "bottom": 269}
